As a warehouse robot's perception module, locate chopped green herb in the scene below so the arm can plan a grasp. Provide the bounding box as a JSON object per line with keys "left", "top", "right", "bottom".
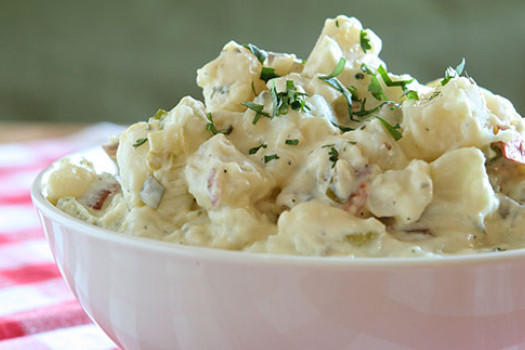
{"left": 243, "top": 43, "right": 267, "bottom": 64}
{"left": 251, "top": 81, "right": 257, "bottom": 96}
{"left": 264, "top": 154, "right": 280, "bottom": 163}
{"left": 322, "top": 57, "right": 346, "bottom": 79}
{"left": 360, "top": 30, "right": 372, "bottom": 53}
{"left": 328, "top": 147, "right": 339, "bottom": 168}
{"left": 377, "top": 66, "right": 413, "bottom": 90}
{"left": 335, "top": 19, "right": 340, "bottom": 27}
{"left": 322, "top": 144, "right": 335, "bottom": 148}
{"left": 206, "top": 113, "right": 233, "bottom": 135}
{"left": 240, "top": 102, "right": 272, "bottom": 125}
{"left": 133, "top": 138, "right": 148, "bottom": 148}
{"left": 269, "top": 80, "right": 310, "bottom": 117}
{"left": 285, "top": 139, "right": 299, "bottom": 145}
{"left": 355, "top": 73, "right": 365, "bottom": 80}
{"left": 402, "top": 90, "right": 419, "bottom": 100}
{"left": 319, "top": 60, "right": 354, "bottom": 119}
{"left": 348, "top": 141, "right": 358, "bottom": 145}
{"left": 360, "top": 63, "right": 375, "bottom": 75}
{"left": 249, "top": 143, "right": 267, "bottom": 154}
{"left": 368, "top": 75, "right": 386, "bottom": 101}
{"left": 260, "top": 67, "right": 280, "bottom": 82}
{"left": 373, "top": 116, "right": 402, "bottom": 141}
{"left": 441, "top": 58, "right": 466, "bottom": 86}
{"left": 152, "top": 109, "right": 168, "bottom": 120}
{"left": 286, "top": 80, "right": 310, "bottom": 111}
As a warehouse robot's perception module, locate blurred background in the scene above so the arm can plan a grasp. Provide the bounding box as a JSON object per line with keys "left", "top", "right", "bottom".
{"left": 2, "top": 0, "right": 525, "bottom": 125}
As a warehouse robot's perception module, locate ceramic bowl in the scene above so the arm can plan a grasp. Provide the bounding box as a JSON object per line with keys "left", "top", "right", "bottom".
{"left": 32, "top": 149, "right": 525, "bottom": 350}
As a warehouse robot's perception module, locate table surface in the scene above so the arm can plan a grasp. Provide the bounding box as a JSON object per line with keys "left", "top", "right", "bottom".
{"left": 0, "top": 122, "right": 87, "bottom": 144}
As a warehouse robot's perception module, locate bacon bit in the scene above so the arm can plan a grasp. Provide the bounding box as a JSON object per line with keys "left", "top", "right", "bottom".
{"left": 207, "top": 168, "right": 219, "bottom": 206}
{"left": 102, "top": 142, "right": 119, "bottom": 160}
{"left": 500, "top": 136, "right": 525, "bottom": 165}
{"left": 341, "top": 183, "right": 367, "bottom": 214}
{"left": 91, "top": 183, "right": 120, "bottom": 210}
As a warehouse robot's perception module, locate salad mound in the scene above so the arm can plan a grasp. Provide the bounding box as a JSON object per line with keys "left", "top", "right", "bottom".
{"left": 46, "top": 15, "right": 525, "bottom": 257}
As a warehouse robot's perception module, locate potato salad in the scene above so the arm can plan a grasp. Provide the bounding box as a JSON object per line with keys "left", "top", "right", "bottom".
{"left": 46, "top": 15, "right": 525, "bottom": 257}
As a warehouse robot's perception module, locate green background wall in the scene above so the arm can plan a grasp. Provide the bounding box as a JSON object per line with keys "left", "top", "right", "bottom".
{"left": 2, "top": 0, "right": 525, "bottom": 124}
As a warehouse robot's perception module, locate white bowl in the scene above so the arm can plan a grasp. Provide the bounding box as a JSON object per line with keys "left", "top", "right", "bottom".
{"left": 32, "top": 149, "right": 525, "bottom": 350}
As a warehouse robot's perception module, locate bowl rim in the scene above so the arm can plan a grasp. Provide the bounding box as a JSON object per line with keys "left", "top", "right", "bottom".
{"left": 32, "top": 153, "right": 525, "bottom": 269}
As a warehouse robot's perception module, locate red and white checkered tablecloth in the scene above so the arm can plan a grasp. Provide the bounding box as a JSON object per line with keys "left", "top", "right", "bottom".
{"left": 0, "top": 123, "right": 124, "bottom": 350}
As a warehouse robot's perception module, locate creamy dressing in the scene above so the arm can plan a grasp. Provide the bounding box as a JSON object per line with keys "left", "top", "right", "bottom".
{"left": 47, "top": 15, "right": 525, "bottom": 257}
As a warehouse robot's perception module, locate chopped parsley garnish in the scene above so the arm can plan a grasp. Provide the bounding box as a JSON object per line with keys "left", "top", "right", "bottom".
{"left": 285, "top": 139, "right": 299, "bottom": 145}
{"left": 402, "top": 89, "right": 419, "bottom": 100}
{"left": 206, "top": 113, "right": 233, "bottom": 135}
{"left": 260, "top": 67, "right": 280, "bottom": 82}
{"left": 368, "top": 75, "right": 386, "bottom": 101}
{"left": 377, "top": 66, "right": 413, "bottom": 90}
{"left": 264, "top": 154, "right": 280, "bottom": 163}
{"left": 240, "top": 102, "right": 272, "bottom": 125}
{"left": 152, "top": 109, "right": 168, "bottom": 120}
{"left": 360, "top": 63, "right": 375, "bottom": 75}
{"left": 328, "top": 147, "right": 339, "bottom": 168}
{"left": 335, "top": 19, "right": 340, "bottom": 28}
{"left": 251, "top": 81, "right": 257, "bottom": 96}
{"left": 269, "top": 80, "right": 310, "bottom": 117}
{"left": 355, "top": 73, "right": 365, "bottom": 80}
{"left": 374, "top": 116, "right": 402, "bottom": 141}
{"left": 441, "top": 58, "right": 466, "bottom": 86}
{"left": 319, "top": 58, "right": 354, "bottom": 119}
{"left": 249, "top": 143, "right": 267, "bottom": 154}
{"left": 360, "top": 30, "right": 372, "bottom": 53}
{"left": 133, "top": 138, "right": 148, "bottom": 148}
{"left": 243, "top": 43, "right": 267, "bottom": 64}
{"left": 322, "top": 57, "right": 346, "bottom": 79}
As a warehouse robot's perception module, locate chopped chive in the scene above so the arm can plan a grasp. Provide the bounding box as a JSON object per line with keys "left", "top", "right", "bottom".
{"left": 285, "top": 139, "right": 299, "bottom": 145}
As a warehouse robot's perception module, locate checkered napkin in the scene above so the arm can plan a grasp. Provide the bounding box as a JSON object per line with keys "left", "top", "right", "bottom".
{"left": 0, "top": 123, "right": 124, "bottom": 350}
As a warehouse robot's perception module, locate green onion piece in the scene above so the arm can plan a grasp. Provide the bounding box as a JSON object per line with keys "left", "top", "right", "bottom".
{"left": 264, "top": 154, "right": 280, "bottom": 163}
{"left": 374, "top": 116, "right": 402, "bottom": 141}
{"left": 133, "top": 138, "right": 148, "bottom": 148}
{"left": 360, "top": 30, "right": 372, "bottom": 53}
{"left": 285, "top": 139, "right": 299, "bottom": 145}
